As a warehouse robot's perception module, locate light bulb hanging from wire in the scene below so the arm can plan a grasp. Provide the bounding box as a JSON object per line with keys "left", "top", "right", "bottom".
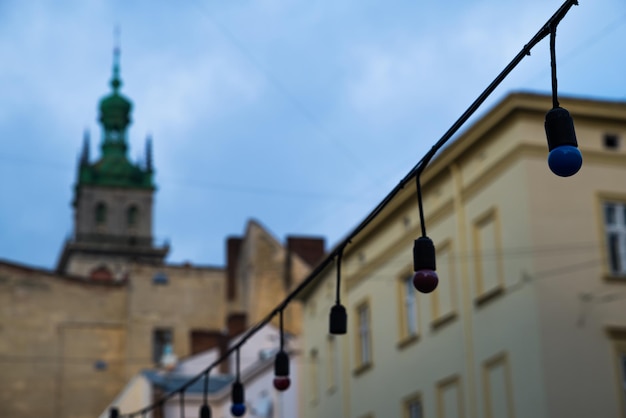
{"left": 412, "top": 176, "right": 438, "bottom": 293}
{"left": 230, "top": 348, "right": 246, "bottom": 417}
{"left": 179, "top": 389, "right": 186, "bottom": 418}
{"left": 199, "top": 369, "right": 212, "bottom": 418}
{"left": 545, "top": 24, "right": 582, "bottom": 177}
{"left": 329, "top": 247, "right": 347, "bottom": 334}
{"left": 273, "top": 309, "right": 291, "bottom": 391}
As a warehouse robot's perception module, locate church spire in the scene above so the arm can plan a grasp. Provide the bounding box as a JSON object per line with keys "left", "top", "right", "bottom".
{"left": 110, "top": 26, "right": 122, "bottom": 93}
{"left": 145, "top": 134, "right": 153, "bottom": 173}
{"left": 99, "top": 29, "right": 132, "bottom": 152}
{"left": 80, "top": 129, "right": 90, "bottom": 165}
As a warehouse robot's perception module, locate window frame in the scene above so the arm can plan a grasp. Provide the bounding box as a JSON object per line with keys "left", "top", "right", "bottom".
{"left": 397, "top": 271, "right": 420, "bottom": 348}
{"left": 603, "top": 201, "right": 626, "bottom": 277}
{"left": 95, "top": 202, "right": 107, "bottom": 226}
{"left": 152, "top": 328, "right": 173, "bottom": 365}
{"left": 127, "top": 204, "right": 139, "bottom": 228}
{"left": 403, "top": 392, "right": 423, "bottom": 418}
{"left": 353, "top": 299, "right": 373, "bottom": 374}
{"left": 607, "top": 328, "right": 626, "bottom": 417}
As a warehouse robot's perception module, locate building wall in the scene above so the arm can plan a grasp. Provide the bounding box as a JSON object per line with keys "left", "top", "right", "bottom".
{"left": 0, "top": 262, "right": 127, "bottom": 418}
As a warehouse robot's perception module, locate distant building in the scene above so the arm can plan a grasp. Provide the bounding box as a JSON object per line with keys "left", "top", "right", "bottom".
{"left": 0, "top": 48, "right": 323, "bottom": 418}
{"left": 299, "top": 92, "right": 626, "bottom": 418}
{"left": 104, "top": 324, "right": 300, "bottom": 418}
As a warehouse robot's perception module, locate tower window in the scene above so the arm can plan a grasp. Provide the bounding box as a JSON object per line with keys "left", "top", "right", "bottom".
{"left": 604, "top": 134, "right": 620, "bottom": 150}
{"left": 95, "top": 202, "right": 107, "bottom": 225}
{"left": 127, "top": 205, "right": 139, "bottom": 227}
{"left": 153, "top": 328, "right": 173, "bottom": 364}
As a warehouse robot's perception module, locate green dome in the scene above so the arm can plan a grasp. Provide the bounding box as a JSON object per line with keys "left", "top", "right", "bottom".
{"left": 99, "top": 55, "right": 132, "bottom": 133}
{"left": 99, "top": 90, "right": 132, "bottom": 132}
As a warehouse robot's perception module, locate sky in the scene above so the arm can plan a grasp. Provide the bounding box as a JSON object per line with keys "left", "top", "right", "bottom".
{"left": 0, "top": 0, "right": 625, "bottom": 270}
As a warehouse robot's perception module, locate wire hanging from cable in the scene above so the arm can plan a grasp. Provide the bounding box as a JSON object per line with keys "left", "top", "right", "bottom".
{"left": 230, "top": 348, "right": 246, "bottom": 417}
{"left": 412, "top": 175, "right": 438, "bottom": 293}
{"left": 273, "top": 309, "right": 291, "bottom": 391}
{"left": 329, "top": 247, "right": 347, "bottom": 334}
{"left": 545, "top": 18, "right": 582, "bottom": 177}
{"left": 199, "top": 368, "right": 212, "bottom": 418}
{"left": 179, "top": 389, "right": 186, "bottom": 418}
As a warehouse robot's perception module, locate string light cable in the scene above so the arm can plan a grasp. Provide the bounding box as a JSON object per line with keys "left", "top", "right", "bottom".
{"left": 116, "top": 1, "right": 581, "bottom": 415}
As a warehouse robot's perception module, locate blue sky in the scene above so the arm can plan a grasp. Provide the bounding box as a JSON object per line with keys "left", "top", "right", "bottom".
{"left": 1, "top": 0, "right": 625, "bottom": 269}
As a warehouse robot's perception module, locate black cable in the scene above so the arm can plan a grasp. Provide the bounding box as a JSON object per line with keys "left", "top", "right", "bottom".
{"left": 203, "top": 370, "right": 209, "bottom": 406}
{"left": 550, "top": 25, "right": 560, "bottom": 108}
{"left": 416, "top": 176, "right": 427, "bottom": 237}
{"left": 279, "top": 309, "right": 284, "bottom": 351}
{"left": 335, "top": 248, "right": 343, "bottom": 305}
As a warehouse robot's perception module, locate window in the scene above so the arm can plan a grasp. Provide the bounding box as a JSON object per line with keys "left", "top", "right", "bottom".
{"left": 309, "top": 348, "right": 319, "bottom": 403}
{"left": 473, "top": 208, "right": 504, "bottom": 304}
{"left": 152, "top": 328, "right": 173, "bottom": 364}
{"left": 326, "top": 335, "right": 339, "bottom": 392}
{"left": 431, "top": 240, "right": 457, "bottom": 328}
{"left": 355, "top": 301, "right": 372, "bottom": 370}
{"left": 483, "top": 353, "right": 515, "bottom": 418}
{"left": 152, "top": 272, "right": 169, "bottom": 285}
{"left": 604, "top": 134, "right": 620, "bottom": 150}
{"left": 398, "top": 274, "right": 419, "bottom": 342}
{"left": 404, "top": 394, "right": 423, "bottom": 418}
{"left": 437, "top": 375, "right": 465, "bottom": 418}
{"left": 607, "top": 328, "right": 626, "bottom": 416}
{"left": 127, "top": 205, "right": 139, "bottom": 227}
{"left": 95, "top": 202, "right": 107, "bottom": 225}
{"left": 604, "top": 202, "right": 626, "bottom": 275}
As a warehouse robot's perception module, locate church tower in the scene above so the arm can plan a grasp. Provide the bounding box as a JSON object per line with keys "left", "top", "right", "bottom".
{"left": 57, "top": 47, "right": 168, "bottom": 279}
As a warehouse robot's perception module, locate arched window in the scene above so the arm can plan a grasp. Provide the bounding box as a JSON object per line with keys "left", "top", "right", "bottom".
{"left": 95, "top": 202, "right": 107, "bottom": 225}
{"left": 90, "top": 265, "right": 112, "bottom": 281}
{"left": 127, "top": 205, "right": 139, "bottom": 227}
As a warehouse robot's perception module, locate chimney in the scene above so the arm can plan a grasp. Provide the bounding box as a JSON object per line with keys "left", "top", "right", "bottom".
{"left": 287, "top": 236, "right": 325, "bottom": 267}
{"left": 226, "top": 237, "right": 243, "bottom": 301}
{"left": 190, "top": 330, "right": 230, "bottom": 374}
{"left": 227, "top": 313, "right": 247, "bottom": 338}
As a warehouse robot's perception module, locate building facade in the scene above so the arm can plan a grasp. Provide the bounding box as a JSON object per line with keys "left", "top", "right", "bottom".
{"left": 105, "top": 324, "right": 300, "bottom": 418}
{"left": 0, "top": 50, "right": 323, "bottom": 418}
{"left": 299, "top": 92, "right": 626, "bottom": 418}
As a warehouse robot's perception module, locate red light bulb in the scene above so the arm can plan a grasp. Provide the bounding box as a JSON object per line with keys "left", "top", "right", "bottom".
{"left": 273, "top": 376, "right": 291, "bottom": 391}
{"left": 413, "top": 269, "right": 438, "bottom": 293}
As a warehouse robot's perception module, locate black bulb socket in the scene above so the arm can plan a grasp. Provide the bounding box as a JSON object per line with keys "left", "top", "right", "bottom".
{"left": 329, "top": 303, "right": 347, "bottom": 335}
{"left": 274, "top": 350, "right": 290, "bottom": 376}
{"left": 231, "top": 381, "right": 245, "bottom": 404}
{"left": 413, "top": 236, "right": 436, "bottom": 271}
{"left": 545, "top": 107, "right": 578, "bottom": 151}
{"left": 200, "top": 404, "right": 212, "bottom": 418}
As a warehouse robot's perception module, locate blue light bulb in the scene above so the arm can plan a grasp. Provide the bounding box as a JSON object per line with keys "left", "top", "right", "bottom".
{"left": 231, "top": 403, "right": 246, "bottom": 417}
{"left": 548, "top": 145, "right": 582, "bottom": 177}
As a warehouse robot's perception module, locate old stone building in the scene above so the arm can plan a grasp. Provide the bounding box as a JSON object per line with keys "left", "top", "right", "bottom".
{"left": 0, "top": 49, "right": 324, "bottom": 418}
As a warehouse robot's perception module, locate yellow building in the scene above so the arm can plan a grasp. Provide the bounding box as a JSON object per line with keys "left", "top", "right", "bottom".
{"left": 299, "top": 92, "right": 626, "bottom": 418}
